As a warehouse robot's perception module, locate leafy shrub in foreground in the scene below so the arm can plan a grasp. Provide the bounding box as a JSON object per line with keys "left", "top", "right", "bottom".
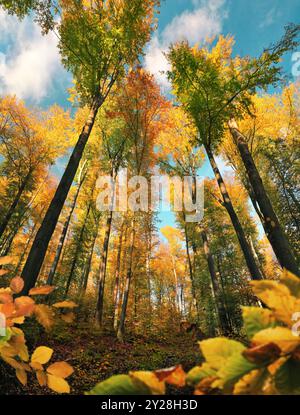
{"left": 87, "top": 270, "right": 300, "bottom": 395}
{"left": 0, "top": 256, "right": 76, "bottom": 393}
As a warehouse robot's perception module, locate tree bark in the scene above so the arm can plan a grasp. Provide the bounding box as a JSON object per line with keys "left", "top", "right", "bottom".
{"left": 113, "top": 221, "right": 125, "bottom": 331}
{"left": 117, "top": 219, "right": 136, "bottom": 341}
{"left": 95, "top": 209, "right": 113, "bottom": 326}
{"left": 204, "top": 143, "right": 263, "bottom": 281}
{"left": 0, "top": 171, "right": 31, "bottom": 239}
{"left": 200, "top": 228, "right": 231, "bottom": 335}
{"left": 47, "top": 174, "right": 85, "bottom": 286}
{"left": 20, "top": 96, "right": 103, "bottom": 295}
{"left": 229, "top": 120, "right": 300, "bottom": 277}
{"left": 184, "top": 219, "right": 199, "bottom": 317}
{"left": 64, "top": 201, "right": 92, "bottom": 298}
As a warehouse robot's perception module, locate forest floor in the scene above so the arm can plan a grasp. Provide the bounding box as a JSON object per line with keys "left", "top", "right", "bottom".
{"left": 0, "top": 322, "right": 201, "bottom": 395}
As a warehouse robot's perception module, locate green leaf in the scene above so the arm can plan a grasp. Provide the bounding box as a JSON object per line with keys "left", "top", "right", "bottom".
{"left": 215, "top": 353, "right": 258, "bottom": 392}
{"left": 186, "top": 363, "right": 217, "bottom": 386}
{"left": 275, "top": 359, "right": 300, "bottom": 394}
{"left": 199, "top": 337, "right": 245, "bottom": 370}
{"left": 85, "top": 374, "right": 151, "bottom": 395}
{"left": 242, "top": 306, "right": 276, "bottom": 339}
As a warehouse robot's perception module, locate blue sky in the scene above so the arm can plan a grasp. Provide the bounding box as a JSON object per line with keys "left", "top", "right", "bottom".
{"left": 0, "top": 0, "right": 299, "bottom": 236}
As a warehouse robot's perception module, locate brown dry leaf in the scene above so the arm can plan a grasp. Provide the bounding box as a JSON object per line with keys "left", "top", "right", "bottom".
{"left": 0, "top": 269, "right": 9, "bottom": 276}
{"left": 243, "top": 343, "right": 281, "bottom": 364}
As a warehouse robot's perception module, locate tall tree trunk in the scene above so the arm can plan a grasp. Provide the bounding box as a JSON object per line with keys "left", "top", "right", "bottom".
{"left": 20, "top": 95, "right": 103, "bottom": 295}
{"left": 0, "top": 171, "right": 31, "bottom": 239}
{"left": 204, "top": 143, "right": 263, "bottom": 281}
{"left": 113, "top": 221, "right": 125, "bottom": 331}
{"left": 229, "top": 121, "right": 300, "bottom": 277}
{"left": 183, "top": 219, "right": 199, "bottom": 317}
{"left": 47, "top": 175, "right": 85, "bottom": 285}
{"left": 117, "top": 219, "right": 136, "bottom": 342}
{"left": 79, "top": 220, "right": 100, "bottom": 301}
{"left": 64, "top": 202, "right": 92, "bottom": 298}
{"left": 95, "top": 209, "right": 113, "bottom": 326}
{"left": 13, "top": 222, "right": 38, "bottom": 276}
{"left": 200, "top": 228, "right": 230, "bottom": 335}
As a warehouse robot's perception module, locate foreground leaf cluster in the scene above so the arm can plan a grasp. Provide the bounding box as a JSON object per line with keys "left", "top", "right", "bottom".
{"left": 87, "top": 270, "right": 300, "bottom": 395}
{"left": 0, "top": 257, "right": 76, "bottom": 393}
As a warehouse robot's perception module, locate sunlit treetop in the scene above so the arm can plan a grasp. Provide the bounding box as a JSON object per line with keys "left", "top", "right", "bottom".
{"left": 167, "top": 24, "right": 300, "bottom": 151}
{"left": 59, "top": 0, "right": 160, "bottom": 104}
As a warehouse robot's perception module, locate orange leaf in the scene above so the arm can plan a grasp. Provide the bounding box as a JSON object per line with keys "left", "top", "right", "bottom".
{"left": 15, "top": 296, "right": 35, "bottom": 316}
{"left": 29, "top": 286, "right": 55, "bottom": 296}
{"left": 10, "top": 277, "right": 24, "bottom": 294}
{"left": 155, "top": 365, "right": 186, "bottom": 387}
{"left": 47, "top": 361, "right": 74, "bottom": 379}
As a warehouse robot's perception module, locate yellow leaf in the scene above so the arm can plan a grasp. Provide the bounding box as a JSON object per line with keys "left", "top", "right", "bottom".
{"left": 47, "top": 374, "right": 70, "bottom": 394}
{"left": 10, "top": 277, "right": 24, "bottom": 294}
{"left": 233, "top": 369, "right": 268, "bottom": 395}
{"left": 130, "top": 371, "right": 165, "bottom": 395}
{"left": 2, "top": 357, "right": 24, "bottom": 370}
{"left": 16, "top": 368, "right": 27, "bottom": 386}
{"left": 30, "top": 361, "right": 44, "bottom": 371}
{"left": 280, "top": 270, "right": 300, "bottom": 298}
{"left": 34, "top": 304, "right": 54, "bottom": 331}
{"left": 29, "top": 286, "right": 55, "bottom": 296}
{"left": 250, "top": 280, "right": 299, "bottom": 327}
{"left": 31, "top": 346, "right": 53, "bottom": 365}
{"left": 0, "top": 256, "right": 13, "bottom": 265}
{"left": 199, "top": 338, "right": 245, "bottom": 370}
{"left": 11, "top": 316, "right": 25, "bottom": 324}
{"left": 253, "top": 327, "right": 300, "bottom": 354}
{"left": 36, "top": 370, "right": 47, "bottom": 387}
{"left": 47, "top": 361, "right": 74, "bottom": 379}
{"left": 61, "top": 312, "right": 75, "bottom": 323}
{"left": 0, "top": 269, "right": 8, "bottom": 276}
{"left": 52, "top": 301, "right": 78, "bottom": 309}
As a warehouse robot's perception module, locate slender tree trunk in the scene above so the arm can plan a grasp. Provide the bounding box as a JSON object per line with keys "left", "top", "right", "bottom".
{"left": 113, "top": 221, "right": 125, "bottom": 331}
{"left": 117, "top": 220, "right": 136, "bottom": 341}
{"left": 204, "top": 143, "right": 263, "bottom": 280}
{"left": 229, "top": 121, "right": 300, "bottom": 277}
{"left": 20, "top": 95, "right": 103, "bottom": 295}
{"left": 47, "top": 176, "right": 84, "bottom": 285}
{"left": 0, "top": 171, "right": 31, "bottom": 239}
{"left": 200, "top": 228, "right": 230, "bottom": 335}
{"left": 183, "top": 219, "right": 199, "bottom": 316}
{"left": 13, "top": 222, "right": 38, "bottom": 276}
{"left": 79, "top": 221, "right": 99, "bottom": 301}
{"left": 95, "top": 209, "right": 113, "bottom": 326}
{"left": 64, "top": 202, "right": 92, "bottom": 298}
{"left": 171, "top": 254, "right": 181, "bottom": 313}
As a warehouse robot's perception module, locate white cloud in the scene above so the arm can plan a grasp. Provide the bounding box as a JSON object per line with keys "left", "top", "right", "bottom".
{"left": 144, "top": 0, "right": 228, "bottom": 89}
{"left": 0, "top": 10, "right": 65, "bottom": 102}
